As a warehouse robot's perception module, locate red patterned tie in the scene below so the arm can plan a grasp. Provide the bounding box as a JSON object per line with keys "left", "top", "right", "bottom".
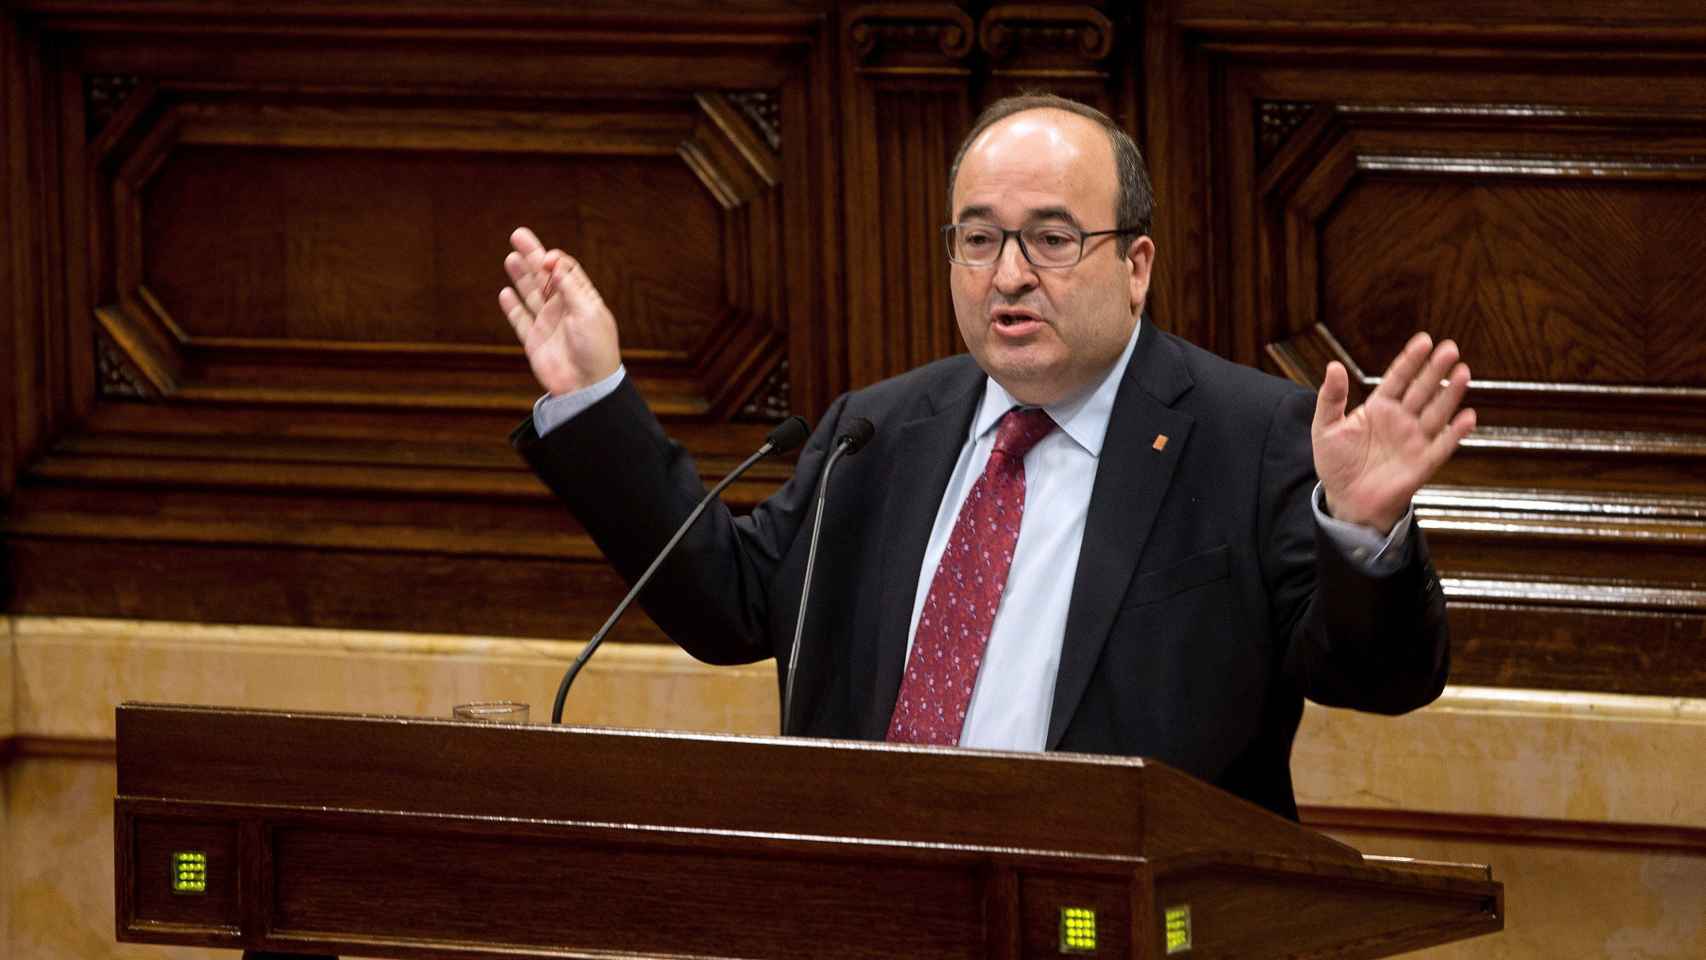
{"left": 887, "top": 407, "right": 1057, "bottom": 745}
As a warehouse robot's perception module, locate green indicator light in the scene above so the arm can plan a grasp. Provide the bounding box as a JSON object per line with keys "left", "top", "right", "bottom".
{"left": 1164, "top": 904, "right": 1192, "bottom": 955}
{"left": 171, "top": 851, "right": 208, "bottom": 895}
{"left": 1059, "top": 906, "right": 1097, "bottom": 954}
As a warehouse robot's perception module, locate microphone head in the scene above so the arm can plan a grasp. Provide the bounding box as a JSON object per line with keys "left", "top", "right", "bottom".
{"left": 765, "top": 416, "right": 811, "bottom": 454}
{"left": 837, "top": 417, "right": 876, "bottom": 455}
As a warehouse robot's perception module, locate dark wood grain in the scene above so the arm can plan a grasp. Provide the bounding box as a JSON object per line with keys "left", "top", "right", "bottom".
{"left": 1179, "top": 12, "right": 1706, "bottom": 705}
{"left": 114, "top": 704, "right": 1352, "bottom": 863}
{"left": 5, "top": 538, "right": 677, "bottom": 641}
{"left": 1151, "top": 853, "right": 1501, "bottom": 960}
{"left": 3, "top": 0, "right": 1705, "bottom": 707}
{"left": 1303, "top": 806, "right": 1706, "bottom": 855}
{"left": 2, "top": 1, "right": 829, "bottom": 640}
{"left": 130, "top": 818, "right": 242, "bottom": 932}
{"left": 113, "top": 705, "right": 1503, "bottom": 959}
{"left": 0, "top": 14, "right": 19, "bottom": 502}
{"left": 1443, "top": 600, "right": 1706, "bottom": 697}
{"left": 268, "top": 822, "right": 990, "bottom": 959}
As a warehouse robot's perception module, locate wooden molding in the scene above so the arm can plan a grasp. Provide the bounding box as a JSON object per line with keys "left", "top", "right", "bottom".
{"left": 1255, "top": 100, "right": 1318, "bottom": 168}
{"left": 0, "top": 735, "right": 118, "bottom": 761}
{"left": 979, "top": 5, "right": 1115, "bottom": 65}
{"left": 81, "top": 71, "right": 139, "bottom": 138}
{"left": 88, "top": 91, "right": 788, "bottom": 419}
{"left": 1303, "top": 806, "right": 1706, "bottom": 855}
{"left": 726, "top": 90, "right": 781, "bottom": 153}
{"left": 845, "top": 4, "right": 975, "bottom": 72}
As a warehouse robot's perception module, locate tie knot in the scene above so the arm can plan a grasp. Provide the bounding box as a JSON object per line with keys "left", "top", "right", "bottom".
{"left": 992, "top": 407, "right": 1055, "bottom": 461}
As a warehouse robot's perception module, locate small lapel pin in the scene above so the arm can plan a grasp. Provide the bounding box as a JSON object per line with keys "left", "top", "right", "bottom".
{"left": 1152, "top": 434, "right": 1169, "bottom": 452}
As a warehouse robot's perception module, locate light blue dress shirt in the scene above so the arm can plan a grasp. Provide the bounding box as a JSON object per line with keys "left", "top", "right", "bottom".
{"left": 535, "top": 325, "right": 1413, "bottom": 750}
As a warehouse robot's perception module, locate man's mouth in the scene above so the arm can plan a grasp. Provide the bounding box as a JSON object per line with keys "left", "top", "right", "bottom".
{"left": 992, "top": 309, "right": 1044, "bottom": 334}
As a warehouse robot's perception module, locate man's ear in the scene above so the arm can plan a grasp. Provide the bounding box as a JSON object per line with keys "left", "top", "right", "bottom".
{"left": 1125, "top": 234, "right": 1156, "bottom": 313}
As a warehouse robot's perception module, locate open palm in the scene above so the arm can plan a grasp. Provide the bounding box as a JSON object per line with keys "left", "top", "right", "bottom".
{"left": 498, "top": 227, "right": 621, "bottom": 396}
{"left": 1313, "top": 333, "right": 1476, "bottom": 533}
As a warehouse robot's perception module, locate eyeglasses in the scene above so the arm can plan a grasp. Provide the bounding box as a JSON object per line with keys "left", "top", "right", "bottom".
{"left": 942, "top": 223, "right": 1142, "bottom": 269}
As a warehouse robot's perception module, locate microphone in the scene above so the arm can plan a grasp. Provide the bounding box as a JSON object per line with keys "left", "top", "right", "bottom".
{"left": 781, "top": 416, "right": 876, "bottom": 735}
{"left": 551, "top": 415, "right": 811, "bottom": 723}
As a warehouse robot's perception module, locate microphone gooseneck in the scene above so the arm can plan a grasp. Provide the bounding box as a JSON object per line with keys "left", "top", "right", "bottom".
{"left": 551, "top": 415, "right": 811, "bottom": 723}
{"left": 782, "top": 416, "right": 876, "bottom": 735}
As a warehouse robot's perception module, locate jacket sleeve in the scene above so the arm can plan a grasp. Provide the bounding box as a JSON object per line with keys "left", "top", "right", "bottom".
{"left": 1260, "top": 388, "right": 1451, "bottom": 714}
{"left": 511, "top": 376, "right": 851, "bottom": 665}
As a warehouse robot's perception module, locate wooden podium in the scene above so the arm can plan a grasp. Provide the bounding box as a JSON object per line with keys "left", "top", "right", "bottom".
{"left": 114, "top": 703, "right": 1502, "bottom": 959}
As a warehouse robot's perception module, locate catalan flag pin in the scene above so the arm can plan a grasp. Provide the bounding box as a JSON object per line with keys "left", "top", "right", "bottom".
{"left": 1153, "top": 434, "right": 1169, "bottom": 451}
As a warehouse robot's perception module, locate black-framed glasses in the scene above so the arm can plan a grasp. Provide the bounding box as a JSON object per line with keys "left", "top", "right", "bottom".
{"left": 942, "top": 222, "right": 1142, "bottom": 269}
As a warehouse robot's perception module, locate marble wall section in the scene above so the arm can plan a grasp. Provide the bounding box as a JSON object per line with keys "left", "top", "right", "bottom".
{"left": 1, "top": 616, "right": 1703, "bottom": 958}
{"left": 2, "top": 616, "right": 13, "bottom": 955}
{"left": 1294, "top": 688, "right": 1706, "bottom": 827}
{"left": 7, "top": 616, "right": 778, "bottom": 739}
{"left": 1, "top": 615, "right": 14, "bottom": 740}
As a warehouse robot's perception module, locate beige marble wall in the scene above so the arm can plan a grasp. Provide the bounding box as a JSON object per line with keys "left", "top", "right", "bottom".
{"left": 8, "top": 755, "right": 215, "bottom": 960}
{"left": 1295, "top": 690, "right": 1706, "bottom": 826}
{"left": 1331, "top": 831, "right": 1706, "bottom": 959}
{"left": 2, "top": 615, "right": 14, "bottom": 740}
{"left": 7, "top": 616, "right": 778, "bottom": 740}
{"left": 3, "top": 616, "right": 778, "bottom": 960}
{"left": 2, "top": 615, "right": 1704, "bottom": 958}
{"left": 1296, "top": 691, "right": 1706, "bottom": 957}
{"left": 2, "top": 615, "right": 13, "bottom": 954}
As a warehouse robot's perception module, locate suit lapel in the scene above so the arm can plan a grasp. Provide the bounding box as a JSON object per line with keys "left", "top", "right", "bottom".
{"left": 1047, "top": 326, "right": 1196, "bottom": 748}
{"left": 856, "top": 362, "right": 985, "bottom": 740}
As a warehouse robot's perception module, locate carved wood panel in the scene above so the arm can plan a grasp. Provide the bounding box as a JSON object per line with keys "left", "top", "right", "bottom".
{"left": 1, "top": 2, "right": 830, "bottom": 638}
{"left": 6, "top": 0, "right": 1706, "bottom": 701}
{"left": 1157, "top": 7, "right": 1706, "bottom": 698}
{"left": 838, "top": 2, "right": 1136, "bottom": 388}
{"left": 90, "top": 89, "right": 785, "bottom": 420}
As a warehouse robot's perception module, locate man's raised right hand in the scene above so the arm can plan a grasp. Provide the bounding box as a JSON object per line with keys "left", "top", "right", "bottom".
{"left": 499, "top": 226, "right": 621, "bottom": 396}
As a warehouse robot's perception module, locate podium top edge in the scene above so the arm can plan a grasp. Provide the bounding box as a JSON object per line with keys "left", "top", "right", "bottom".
{"left": 115, "top": 701, "right": 1151, "bottom": 769}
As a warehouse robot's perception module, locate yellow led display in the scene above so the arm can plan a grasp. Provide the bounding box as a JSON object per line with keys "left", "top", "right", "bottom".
{"left": 1164, "top": 904, "right": 1192, "bottom": 954}
{"left": 1059, "top": 906, "right": 1097, "bottom": 953}
{"left": 172, "top": 851, "right": 207, "bottom": 895}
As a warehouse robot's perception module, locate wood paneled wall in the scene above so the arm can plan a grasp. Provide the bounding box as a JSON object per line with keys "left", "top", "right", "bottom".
{"left": 3, "top": 0, "right": 1703, "bottom": 700}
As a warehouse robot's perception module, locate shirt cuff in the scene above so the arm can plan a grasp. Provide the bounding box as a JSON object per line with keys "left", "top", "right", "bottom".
{"left": 532, "top": 365, "right": 627, "bottom": 438}
{"left": 1312, "top": 482, "right": 1414, "bottom": 575}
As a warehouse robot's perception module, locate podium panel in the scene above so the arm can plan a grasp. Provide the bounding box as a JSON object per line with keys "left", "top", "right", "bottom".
{"left": 115, "top": 703, "right": 1501, "bottom": 959}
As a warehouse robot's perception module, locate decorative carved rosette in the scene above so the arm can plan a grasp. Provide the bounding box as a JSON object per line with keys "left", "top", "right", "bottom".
{"left": 96, "top": 332, "right": 155, "bottom": 399}
{"left": 847, "top": 4, "right": 975, "bottom": 70}
{"left": 1256, "top": 100, "right": 1318, "bottom": 167}
{"left": 85, "top": 74, "right": 142, "bottom": 138}
{"left": 978, "top": 5, "right": 1114, "bottom": 65}
{"left": 727, "top": 91, "right": 781, "bottom": 152}
{"left": 739, "top": 360, "right": 791, "bottom": 421}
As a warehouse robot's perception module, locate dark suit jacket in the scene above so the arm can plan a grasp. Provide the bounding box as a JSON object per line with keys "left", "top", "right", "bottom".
{"left": 515, "top": 323, "right": 1450, "bottom": 820}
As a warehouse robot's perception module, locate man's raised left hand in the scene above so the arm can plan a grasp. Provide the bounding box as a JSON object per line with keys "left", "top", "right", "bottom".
{"left": 1312, "top": 332, "right": 1476, "bottom": 534}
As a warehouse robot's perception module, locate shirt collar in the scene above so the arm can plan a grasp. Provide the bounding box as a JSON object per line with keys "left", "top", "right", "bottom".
{"left": 972, "top": 317, "right": 1143, "bottom": 458}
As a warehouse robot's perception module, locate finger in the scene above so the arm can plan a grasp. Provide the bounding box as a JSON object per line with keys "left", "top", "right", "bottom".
{"left": 1313, "top": 361, "right": 1349, "bottom": 433}
{"left": 550, "top": 254, "right": 610, "bottom": 315}
{"left": 1401, "top": 339, "right": 1460, "bottom": 414}
{"left": 1418, "top": 362, "right": 1470, "bottom": 436}
{"left": 530, "top": 270, "right": 566, "bottom": 340}
{"left": 510, "top": 226, "right": 544, "bottom": 258}
{"left": 498, "top": 287, "right": 533, "bottom": 341}
{"left": 504, "top": 252, "right": 548, "bottom": 314}
{"left": 1372, "top": 331, "right": 1433, "bottom": 402}
{"left": 536, "top": 250, "right": 571, "bottom": 304}
{"left": 1420, "top": 407, "right": 1477, "bottom": 476}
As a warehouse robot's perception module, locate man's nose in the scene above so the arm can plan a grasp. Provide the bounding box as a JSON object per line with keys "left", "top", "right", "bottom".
{"left": 992, "top": 233, "right": 1037, "bottom": 293}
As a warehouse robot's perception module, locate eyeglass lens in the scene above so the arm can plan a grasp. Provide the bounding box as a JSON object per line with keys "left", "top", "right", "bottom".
{"left": 947, "top": 225, "right": 1084, "bottom": 267}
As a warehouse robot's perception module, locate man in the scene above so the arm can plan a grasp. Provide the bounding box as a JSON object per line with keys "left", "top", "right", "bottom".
{"left": 501, "top": 95, "right": 1474, "bottom": 820}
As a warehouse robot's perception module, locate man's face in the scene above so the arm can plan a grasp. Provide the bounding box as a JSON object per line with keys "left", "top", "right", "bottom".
{"left": 949, "top": 108, "right": 1154, "bottom": 407}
